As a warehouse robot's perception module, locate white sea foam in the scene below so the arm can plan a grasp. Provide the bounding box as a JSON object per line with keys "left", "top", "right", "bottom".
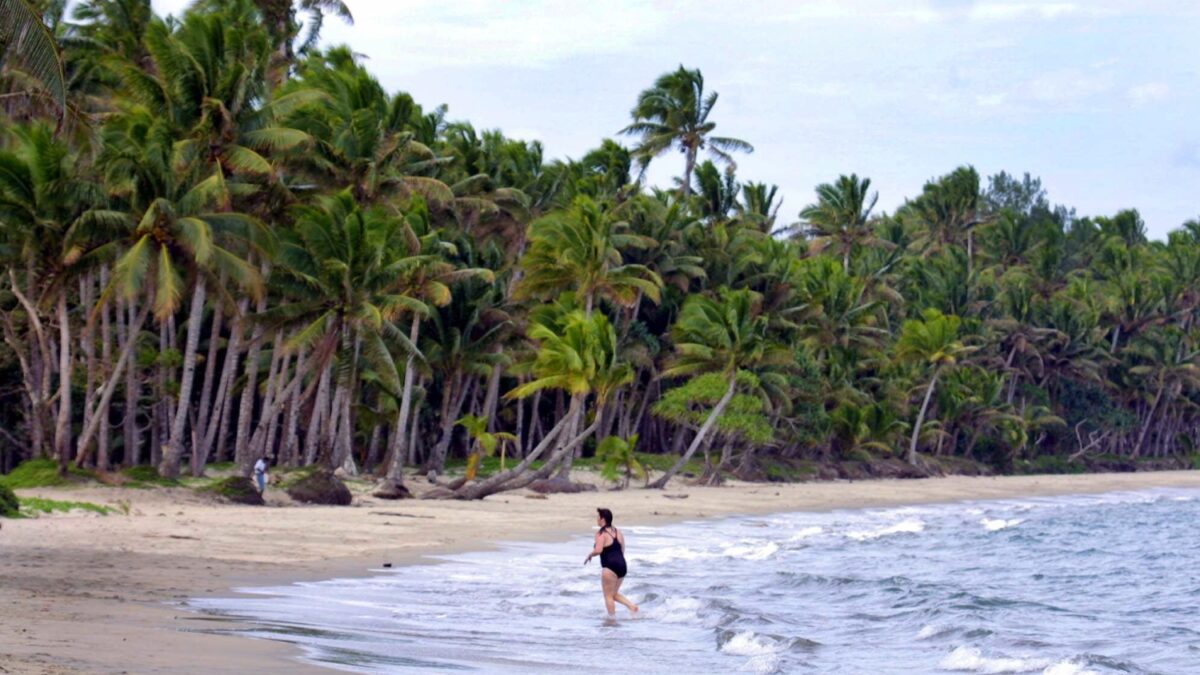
{"left": 789, "top": 526, "right": 824, "bottom": 541}
{"left": 723, "top": 541, "right": 779, "bottom": 561}
{"left": 654, "top": 597, "right": 705, "bottom": 624}
{"left": 980, "top": 518, "right": 1023, "bottom": 531}
{"left": 916, "top": 624, "right": 942, "bottom": 640}
{"left": 939, "top": 646, "right": 1051, "bottom": 673}
{"left": 558, "top": 579, "right": 595, "bottom": 594}
{"left": 1042, "top": 660, "right": 1099, "bottom": 675}
{"left": 741, "top": 653, "right": 781, "bottom": 674}
{"left": 721, "top": 631, "right": 779, "bottom": 656}
{"left": 633, "top": 546, "right": 719, "bottom": 565}
{"left": 847, "top": 519, "right": 925, "bottom": 541}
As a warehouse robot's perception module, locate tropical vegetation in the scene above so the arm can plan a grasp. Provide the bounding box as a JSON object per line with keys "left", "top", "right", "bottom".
{"left": 2, "top": 0, "right": 1199, "bottom": 499}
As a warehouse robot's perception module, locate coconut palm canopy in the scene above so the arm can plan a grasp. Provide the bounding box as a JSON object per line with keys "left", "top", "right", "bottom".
{"left": 1, "top": 1, "right": 1198, "bottom": 492}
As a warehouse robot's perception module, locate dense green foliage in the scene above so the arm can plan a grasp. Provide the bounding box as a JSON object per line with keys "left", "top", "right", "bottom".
{"left": 1, "top": 1, "right": 1198, "bottom": 495}
{"left": 0, "top": 483, "right": 19, "bottom": 517}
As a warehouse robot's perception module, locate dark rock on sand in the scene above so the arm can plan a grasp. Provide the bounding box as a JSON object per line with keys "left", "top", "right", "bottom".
{"left": 286, "top": 470, "right": 353, "bottom": 506}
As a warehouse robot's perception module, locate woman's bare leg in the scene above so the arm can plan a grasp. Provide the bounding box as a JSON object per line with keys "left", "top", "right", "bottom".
{"left": 600, "top": 569, "right": 618, "bottom": 615}
{"left": 613, "top": 577, "right": 639, "bottom": 614}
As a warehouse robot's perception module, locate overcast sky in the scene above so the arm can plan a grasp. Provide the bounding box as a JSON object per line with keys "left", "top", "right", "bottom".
{"left": 149, "top": 0, "right": 1200, "bottom": 239}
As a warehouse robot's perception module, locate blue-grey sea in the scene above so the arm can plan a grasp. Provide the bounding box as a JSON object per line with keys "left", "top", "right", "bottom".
{"left": 191, "top": 488, "right": 1200, "bottom": 674}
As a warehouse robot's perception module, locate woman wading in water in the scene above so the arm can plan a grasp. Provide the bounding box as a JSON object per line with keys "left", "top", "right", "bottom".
{"left": 584, "top": 508, "right": 639, "bottom": 617}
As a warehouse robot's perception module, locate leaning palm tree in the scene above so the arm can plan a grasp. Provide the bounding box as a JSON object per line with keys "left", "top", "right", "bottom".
{"left": 0, "top": 0, "right": 66, "bottom": 116}
{"left": 620, "top": 65, "right": 753, "bottom": 198}
{"left": 649, "top": 287, "right": 789, "bottom": 488}
{"left": 895, "top": 308, "right": 976, "bottom": 465}
{"left": 800, "top": 174, "right": 883, "bottom": 272}
{"left": 454, "top": 310, "right": 631, "bottom": 499}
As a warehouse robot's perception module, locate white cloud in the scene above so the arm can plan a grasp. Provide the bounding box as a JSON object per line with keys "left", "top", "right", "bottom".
{"left": 1127, "top": 82, "right": 1170, "bottom": 105}
{"left": 975, "top": 93, "right": 1007, "bottom": 107}
{"left": 967, "top": 2, "right": 1111, "bottom": 22}
{"left": 795, "top": 82, "right": 854, "bottom": 98}
{"left": 1023, "top": 69, "right": 1112, "bottom": 103}
{"left": 194, "top": 0, "right": 667, "bottom": 72}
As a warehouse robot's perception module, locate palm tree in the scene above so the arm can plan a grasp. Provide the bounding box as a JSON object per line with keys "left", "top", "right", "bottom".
{"left": 800, "top": 174, "right": 882, "bottom": 272}
{"left": 102, "top": 166, "right": 266, "bottom": 479}
{"left": 620, "top": 65, "right": 753, "bottom": 198}
{"left": 649, "top": 287, "right": 789, "bottom": 488}
{"left": 0, "top": 122, "right": 105, "bottom": 466}
{"left": 250, "top": 0, "right": 352, "bottom": 85}
{"left": 283, "top": 47, "right": 452, "bottom": 206}
{"left": 0, "top": 0, "right": 66, "bottom": 115}
{"left": 456, "top": 414, "right": 517, "bottom": 480}
{"left": 895, "top": 308, "right": 975, "bottom": 465}
{"left": 1126, "top": 329, "right": 1200, "bottom": 458}
{"left": 517, "top": 195, "right": 662, "bottom": 316}
{"left": 375, "top": 201, "right": 493, "bottom": 496}
{"left": 456, "top": 310, "right": 631, "bottom": 499}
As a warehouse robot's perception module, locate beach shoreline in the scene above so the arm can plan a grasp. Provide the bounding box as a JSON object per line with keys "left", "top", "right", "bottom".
{"left": 5, "top": 470, "right": 1200, "bottom": 674}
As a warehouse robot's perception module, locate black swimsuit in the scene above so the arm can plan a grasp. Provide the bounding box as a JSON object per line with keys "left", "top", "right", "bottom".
{"left": 599, "top": 526, "right": 627, "bottom": 578}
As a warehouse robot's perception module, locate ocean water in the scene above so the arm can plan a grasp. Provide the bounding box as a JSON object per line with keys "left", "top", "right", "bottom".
{"left": 191, "top": 488, "right": 1200, "bottom": 674}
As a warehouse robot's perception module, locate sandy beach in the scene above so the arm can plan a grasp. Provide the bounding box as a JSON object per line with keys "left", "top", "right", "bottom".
{"left": 5, "top": 470, "right": 1200, "bottom": 674}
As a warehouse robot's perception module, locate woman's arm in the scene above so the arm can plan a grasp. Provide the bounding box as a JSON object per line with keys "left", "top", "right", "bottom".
{"left": 584, "top": 532, "right": 608, "bottom": 564}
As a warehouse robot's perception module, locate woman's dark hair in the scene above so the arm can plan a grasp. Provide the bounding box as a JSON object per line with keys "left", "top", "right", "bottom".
{"left": 597, "top": 508, "right": 613, "bottom": 528}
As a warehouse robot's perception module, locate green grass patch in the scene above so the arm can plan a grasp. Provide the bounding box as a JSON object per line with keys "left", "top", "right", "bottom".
{"left": 1014, "top": 455, "right": 1087, "bottom": 475}
{"left": 119, "top": 465, "right": 182, "bottom": 488}
{"left": 632, "top": 452, "right": 705, "bottom": 477}
{"left": 17, "top": 496, "right": 114, "bottom": 516}
{"left": 0, "top": 458, "right": 96, "bottom": 489}
{"left": 277, "top": 465, "right": 320, "bottom": 488}
{"left": 761, "top": 458, "right": 819, "bottom": 482}
{"left": 201, "top": 475, "right": 263, "bottom": 504}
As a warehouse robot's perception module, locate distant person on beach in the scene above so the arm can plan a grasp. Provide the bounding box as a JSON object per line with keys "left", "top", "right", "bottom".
{"left": 584, "top": 508, "right": 639, "bottom": 617}
{"left": 253, "top": 457, "right": 269, "bottom": 494}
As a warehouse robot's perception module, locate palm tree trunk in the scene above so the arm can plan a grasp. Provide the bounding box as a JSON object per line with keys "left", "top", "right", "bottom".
{"left": 254, "top": 332, "right": 286, "bottom": 458}
{"left": 54, "top": 295, "right": 72, "bottom": 473}
{"left": 191, "top": 303, "right": 224, "bottom": 475}
{"left": 161, "top": 276, "right": 207, "bottom": 479}
{"left": 9, "top": 270, "right": 53, "bottom": 458}
{"left": 384, "top": 318, "right": 421, "bottom": 484}
{"left": 98, "top": 269, "right": 113, "bottom": 471}
{"left": 553, "top": 396, "right": 584, "bottom": 480}
{"left": 303, "top": 364, "right": 331, "bottom": 465}
{"left": 430, "top": 370, "right": 470, "bottom": 473}
{"left": 122, "top": 299, "right": 141, "bottom": 466}
{"left": 80, "top": 275, "right": 97, "bottom": 467}
{"left": 1132, "top": 380, "right": 1165, "bottom": 459}
{"left": 649, "top": 375, "right": 738, "bottom": 489}
{"left": 907, "top": 367, "right": 941, "bottom": 466}
{"left": 681, "top": 146, "right": 698, "bottom": 198}
{"left": 74, "top": 302, "right": 152, "bottom": 467}
{"left": 262, "top": 349, "right": 290, "bottom": 461}
{"left": 201, "top": 302, "right": 247, "bottom": 471}
{"left": 482, "top": 358, "right": 503, "bottom": 433}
